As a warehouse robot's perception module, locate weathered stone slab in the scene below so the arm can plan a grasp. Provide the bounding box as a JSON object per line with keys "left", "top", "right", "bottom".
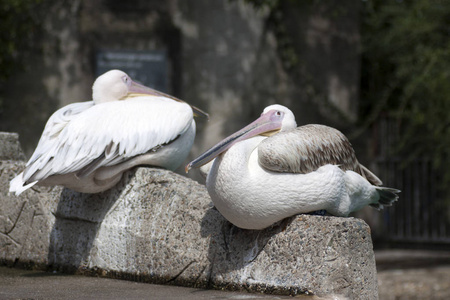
{"left": 0, "top": 132, "right": 378, "bottom": 299}
{"left": 0, "top": 160, "right": 60, "bottom": 267}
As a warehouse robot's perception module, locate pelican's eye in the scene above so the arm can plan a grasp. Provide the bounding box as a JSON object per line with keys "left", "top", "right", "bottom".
{"left": 269, "top": 109, "right": 284, "bottom": 122}
{"left": 274, "top": 110, "right": 284, "bottom": 118}
{"left": 122, "top": 75, "right": 132, "bottom": 89}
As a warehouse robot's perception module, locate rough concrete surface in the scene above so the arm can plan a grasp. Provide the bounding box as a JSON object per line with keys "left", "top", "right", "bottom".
{"left": 0, "top": 132, "right": 378, "bottom": 299}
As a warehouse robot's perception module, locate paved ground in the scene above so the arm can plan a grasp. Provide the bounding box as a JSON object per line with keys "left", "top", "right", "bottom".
{"left": 0, "top": 267, "right": 296, "bottom": 300}
{"left": 376, "top": 249, "right": 450, "bottom": 300}
{"left": 378, "top": 265, "right": 450, "bottom": 300}
{"left": 0, "top": 249, "right": 449, "bottom": 300}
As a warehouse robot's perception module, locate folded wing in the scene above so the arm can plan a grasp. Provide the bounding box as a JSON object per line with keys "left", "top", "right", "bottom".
{"left": 22, "top": 97, "right": 193, "bottom": 184}
{"left": 258, "top": 124, "right": 382, "bottom": 186}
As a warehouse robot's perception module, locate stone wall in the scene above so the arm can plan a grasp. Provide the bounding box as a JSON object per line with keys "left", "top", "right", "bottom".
{"left": 0, "top": 0, "right": 361, "bottom": 168}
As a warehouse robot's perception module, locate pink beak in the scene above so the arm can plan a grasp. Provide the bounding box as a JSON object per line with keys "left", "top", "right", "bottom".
{"left": 185, "top": 110, "right": 283, "bottom": 172}
{"left": 129, "top": 80, "right": 209, "bottom": 119}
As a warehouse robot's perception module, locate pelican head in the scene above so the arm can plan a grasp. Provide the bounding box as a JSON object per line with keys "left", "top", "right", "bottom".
{"left": 92, "top": 70, "right": 160, "bottom": 104}
{"left": 261, "top": 104, "right": 297, "bottom": 133}
{"left": 92, "top": 70, "right": 209, "bottom": 119}
{"left": 186, "top": 104, "right": 297, "bottom": 172}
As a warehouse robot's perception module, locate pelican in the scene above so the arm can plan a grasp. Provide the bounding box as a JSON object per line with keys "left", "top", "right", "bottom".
{"left": 186, "top": 104, "right": 399, "bottom": 230}
{"left": 10, "top": 69, "right": 208, "bottom": 195}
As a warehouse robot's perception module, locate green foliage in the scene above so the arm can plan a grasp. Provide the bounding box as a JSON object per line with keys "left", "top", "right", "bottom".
{"left": 361, "top": 0, "right": 450, "bottom": 188}
{"left": 0, "top": 0, "right": 44, "bottom": 81}
{"left": 0, "top": 0, "right": 45, "bottom": 115}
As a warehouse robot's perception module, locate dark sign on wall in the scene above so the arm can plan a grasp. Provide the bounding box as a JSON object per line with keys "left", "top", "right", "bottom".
{"left": 96, "top": 50, "right": 168, "bottom": 92}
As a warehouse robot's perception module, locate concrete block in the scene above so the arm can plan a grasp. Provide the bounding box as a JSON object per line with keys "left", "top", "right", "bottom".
{"left": 0, "top": 160, "right": 60, "bottom": 267}
{"left": 0, "top": 132, "right": 378, "bottom": 299}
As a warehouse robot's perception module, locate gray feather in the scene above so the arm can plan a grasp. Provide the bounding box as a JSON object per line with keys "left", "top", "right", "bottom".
{"left": 258, "top": 124, "right": 382, "bottom": 185}
{"left": 371, "top": 187, "right": 401, "bottom": 209}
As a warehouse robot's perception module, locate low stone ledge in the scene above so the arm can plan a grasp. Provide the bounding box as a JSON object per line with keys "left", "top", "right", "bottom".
{"left": 0, "top": 132, "right": 378, "bottom": 299}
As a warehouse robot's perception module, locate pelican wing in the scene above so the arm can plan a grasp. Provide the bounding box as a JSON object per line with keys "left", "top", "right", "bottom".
{"left": 23, "top": 97, "right": 193, "bottom": 183}
{"left": 25, "top": 101, "right": 95, "bottom": 168}
{"left": 258, "top": 124, "right": 382, "bottom": 185}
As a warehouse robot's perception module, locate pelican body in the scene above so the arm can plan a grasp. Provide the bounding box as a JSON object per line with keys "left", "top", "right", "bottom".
{"left": 187, "top": 104, "right": 399, "bottom": 230}
{"left": 10, "top": 70, "right": 207, "bottom": 195}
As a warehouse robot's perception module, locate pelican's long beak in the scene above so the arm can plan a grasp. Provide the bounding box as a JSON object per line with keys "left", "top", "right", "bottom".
{"left": 185, "top": 110, "right": 282, "bottom": 172}
{"left": 129, "top": 80, "right": 209, "bottom": 120}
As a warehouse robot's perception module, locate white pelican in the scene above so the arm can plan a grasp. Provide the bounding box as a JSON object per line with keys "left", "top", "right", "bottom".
{"left": 186, "top": 104, "right": 399, "bottom": 230}
{"left": 10, "top": 69, "right": 208, "bottom": 195}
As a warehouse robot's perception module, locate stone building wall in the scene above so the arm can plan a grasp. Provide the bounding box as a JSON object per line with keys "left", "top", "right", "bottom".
{"left": 0, "top": 0, "right": 361, "bottom": 171}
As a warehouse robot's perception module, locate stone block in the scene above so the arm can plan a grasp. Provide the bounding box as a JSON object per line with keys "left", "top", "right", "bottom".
{"left": 0, "top": 160, "right": 60, "bottom": 267}
{"left": 0, "top": 132, "right": 378, "bottom": 299}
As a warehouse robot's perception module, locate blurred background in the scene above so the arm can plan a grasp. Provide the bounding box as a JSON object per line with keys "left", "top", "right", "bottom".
{"left": 0, "top": 0, "right": 449, "bottom": 250}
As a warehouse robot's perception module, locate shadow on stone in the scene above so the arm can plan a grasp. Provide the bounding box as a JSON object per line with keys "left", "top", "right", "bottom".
{"left": 47, "top": 170, "right": 135, "bottom": 273}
